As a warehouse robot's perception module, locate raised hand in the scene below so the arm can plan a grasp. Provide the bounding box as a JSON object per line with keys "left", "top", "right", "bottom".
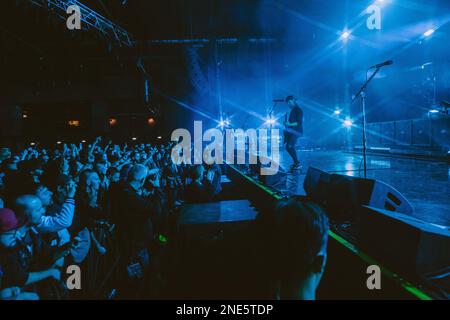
{"left": 64, "top": 180, "right": 77, "bottom": 199}
{"left": 48, "top": 268, "right": 61, "bottom": 281}
{"left": 206, "top": 170, "right": 215, "bottom": 182}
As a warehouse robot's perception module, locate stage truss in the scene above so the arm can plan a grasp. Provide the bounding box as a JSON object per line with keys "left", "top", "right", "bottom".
{"left": 29, "top": 0, "right": 133, "bottom": 47}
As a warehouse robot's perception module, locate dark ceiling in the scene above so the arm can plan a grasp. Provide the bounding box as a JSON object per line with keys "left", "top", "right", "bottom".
{"left": 2, "top": 0, "right": 450, "bottom": 125}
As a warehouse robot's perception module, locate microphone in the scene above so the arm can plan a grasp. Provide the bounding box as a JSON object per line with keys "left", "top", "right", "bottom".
{"left": 273, "top": 99, "right": 285, "bottom": 103}
{"left": 369, "top": 60, "right": 393, "bottom": 69}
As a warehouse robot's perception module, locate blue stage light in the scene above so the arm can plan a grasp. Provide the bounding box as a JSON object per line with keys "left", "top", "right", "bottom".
{"left": 343, "top": 119, "right": 353, "bottom": 127}
{"left": 341, "top": 30, "right": 351, "bottom": 40}
{"left": 218, "top": 118, "right": 231, "bottom": 128}
{"left": 265, "top": 117, "right": 276, "bottom": 125}
{"left": 424, "top": 29, "right": 435, "bottom": 37}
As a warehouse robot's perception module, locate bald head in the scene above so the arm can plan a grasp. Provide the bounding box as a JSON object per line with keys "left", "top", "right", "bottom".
{"left": 128, "top": 164, "right": 148, "bottom": 181}
{"left": 79, "top": 169, "right": 100, "bottom": 192}
{"left": 128, "top": 164, "right": 148, "bottom": 189}
{"left": 15, "top": 195, "right": 44, "bottom": 226}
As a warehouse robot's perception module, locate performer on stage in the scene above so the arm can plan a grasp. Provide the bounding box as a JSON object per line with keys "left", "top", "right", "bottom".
{"left": 283, "top": 95, "right": 303, "bottom": 171}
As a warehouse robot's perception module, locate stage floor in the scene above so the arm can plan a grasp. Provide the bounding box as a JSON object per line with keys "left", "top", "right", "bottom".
{"left": 278, "top": 149, "right": 450, "bottom": 226}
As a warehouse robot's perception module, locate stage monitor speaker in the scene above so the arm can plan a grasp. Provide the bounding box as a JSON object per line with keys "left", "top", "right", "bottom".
{"left": 325, "top": 174, "right": 374, "bottom": 221}
{"left": 304, "top": 167, "right": 413, "bottom": 221}
{"left": 358, "top": 205, "right": 450, "bottom": 281}
{"left": 303, "top": 167, "right": 331, "bottom": 203}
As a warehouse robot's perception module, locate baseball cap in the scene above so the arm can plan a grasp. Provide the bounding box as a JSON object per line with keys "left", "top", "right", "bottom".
{"left": 0, "top": 208, "right": 27, "bottom": 233}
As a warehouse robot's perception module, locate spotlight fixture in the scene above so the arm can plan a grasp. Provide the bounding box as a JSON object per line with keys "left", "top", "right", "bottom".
{"left": 157, "top": 136, "right": 162, "bottom": 140}
{"left": 343, "top": 119, "right": 353, "bottom": 127}
{"left": 265, "top": 117, "right": 276, "bottom": 125}
{"left": 424, "top": 29, "right": 435, "bottom": 37}
{"left": 341, "top": 30, "right": 351, "bottom": 40}
{"left": 218, "top": 118, "right": 231, "bottom": 128}
{"left": 132, "top": 137, "right": 137, "bottom": 141}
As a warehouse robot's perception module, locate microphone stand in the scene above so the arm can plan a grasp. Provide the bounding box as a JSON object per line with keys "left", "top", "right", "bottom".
{"left": 267, "top": 101, "right": 280, "bottom": 152}
{"left": 351, "top": 67, "right": 381, "bottom": 179}
{"left": 268, "top": 101, "right": 278, "bottom": 122}
{"left": 265, "top": 101, "right": 279, "bottom": 139}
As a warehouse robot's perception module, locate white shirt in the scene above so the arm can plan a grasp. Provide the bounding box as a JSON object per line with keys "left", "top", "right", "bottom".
{"left": 37, "top": 199, "right": 75, "bottom": 233}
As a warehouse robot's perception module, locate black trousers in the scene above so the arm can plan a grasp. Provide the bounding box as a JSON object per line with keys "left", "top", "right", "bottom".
{"left": 285, "top": 134, "right": 300, "bottom": 165}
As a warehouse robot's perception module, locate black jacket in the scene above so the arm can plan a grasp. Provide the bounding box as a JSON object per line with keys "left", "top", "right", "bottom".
{"left": 112, "top": 184, "right": 162, "bottom": 259}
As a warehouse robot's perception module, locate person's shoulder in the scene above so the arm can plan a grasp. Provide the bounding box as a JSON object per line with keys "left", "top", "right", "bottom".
{"left": 121, "top": 185, "right": 136, "bottom": 196}
{"left": 0, "top": 248, "right": 14, "bottom": 261}
{"left": 118, "top": 182, "right": 130, "bottom": 191}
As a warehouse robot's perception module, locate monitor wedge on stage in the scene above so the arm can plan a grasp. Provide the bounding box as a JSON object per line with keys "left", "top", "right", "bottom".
{"left": 358, "top": 205, "right": 450, "bottom": 287}
{"left": 303, "top": 167, "right": 413, "bottom": 221}
{"left": 303, "top": 167, "right": 331, "bottom": 204}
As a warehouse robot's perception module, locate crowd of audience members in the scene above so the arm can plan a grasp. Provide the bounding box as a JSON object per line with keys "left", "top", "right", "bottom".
{"left": 0, "top": 137, "right": 329, "bottom": 300}
{"left": 0, "top": 138, "right": 223, "bottom": 299}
